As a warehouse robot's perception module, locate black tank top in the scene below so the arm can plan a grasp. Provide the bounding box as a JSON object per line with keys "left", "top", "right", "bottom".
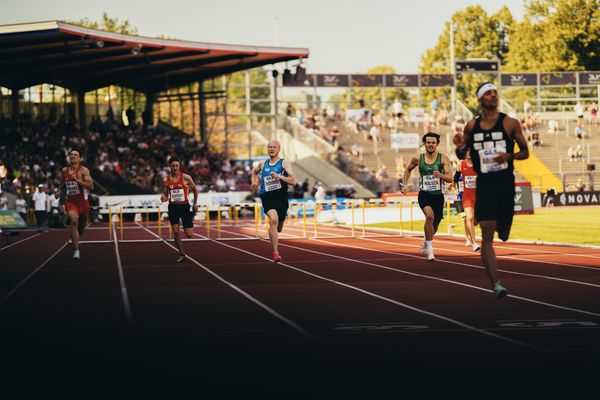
{"left": 468, "top": 112, "right": 514, "bottom": 176}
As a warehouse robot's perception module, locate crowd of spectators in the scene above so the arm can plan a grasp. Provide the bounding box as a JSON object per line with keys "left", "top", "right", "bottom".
{"left": 0, "top": 110, "right": 252, "bottom": 223}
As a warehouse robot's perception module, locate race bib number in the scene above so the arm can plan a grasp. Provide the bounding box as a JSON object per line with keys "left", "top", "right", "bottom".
{"left": 464, "top": 175, "right": 477, "bottom": 189}
{"left": 264, "top": 175, "right": 282, "bottom": 192}
{"left": 479, "top": 148, "right": 508, "bottom": 174}
{"left": 170, "top": 188, "right": 185, "bottom": 203}
{"left": 421, "top": 175, "right": 441, "bottom": 191}
{"left": 66, "top": 181, "right": 80, "bottom": 196}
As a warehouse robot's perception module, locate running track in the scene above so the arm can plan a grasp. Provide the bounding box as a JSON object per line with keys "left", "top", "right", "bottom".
{"left": 1, "top": 223, "right": 599, "bottom": 394}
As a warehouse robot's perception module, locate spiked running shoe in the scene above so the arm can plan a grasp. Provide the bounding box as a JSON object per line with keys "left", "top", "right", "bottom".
{"left": 176, "top": 255, "right": 187, "bottom": 263}
{"left": 473, "top": 243, "right": 481, "bottom": 251}
{"left": 493, "top": 283, "right": 508, "bottom": 299}
{"left": 273, "top": 251, "right": 282, "bottom": 262}
{"left": 419, "top": 243, "right": 427, "bottom": 254}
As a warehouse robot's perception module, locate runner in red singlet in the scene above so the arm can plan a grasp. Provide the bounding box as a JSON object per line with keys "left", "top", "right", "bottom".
{"left": 160, "top": 157, "right": 198, "bottom": 263}
{"left": 457, "top": 149, "right": 480, "bottom": 252}
{"left": 62, "top": 148, "right": 94, "bottom": 260}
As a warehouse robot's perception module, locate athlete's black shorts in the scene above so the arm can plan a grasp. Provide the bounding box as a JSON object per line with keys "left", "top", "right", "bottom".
{"left": 475, "top": 171, "right": 515, "bottom": 240}
{"left": 418, "top": 191, "right": 445, "bottom": 226}
{"left": 455, "top": 199, "right": 464, "bottom": 214}
{"left": 168, "top": 203, "right": 194, "bottom": 229}
{"left": 260, "top": 190, "right": 289, "bottom": 222}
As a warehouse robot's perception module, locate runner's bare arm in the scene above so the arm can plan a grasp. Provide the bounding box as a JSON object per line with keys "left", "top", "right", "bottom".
{"left": 275, "top": 160, "right": 297, "bottom": 186}
{"left": 508, "top": 117, "right": 530, "bottom": 161}
{"left": 250, "top": 162, "right": 263, "bottom": 191}
{"left": 434, "top": 154, "right": 454, "bottom": 183}
{"left": 185, "top": 174, "right": 199, "bottom": 211}
{"left": 462, "top": 119, "right": 475, "bottom": 145}
{"left": 160, "top": 178, "right": 169, "bottom": 202}
{"left": 401, "top": 157, "right": 419, "bottom": 194}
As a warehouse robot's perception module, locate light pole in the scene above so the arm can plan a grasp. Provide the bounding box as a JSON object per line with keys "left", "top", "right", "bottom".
{"left": 450, "top": 19, "right": 456, "bottom": 115}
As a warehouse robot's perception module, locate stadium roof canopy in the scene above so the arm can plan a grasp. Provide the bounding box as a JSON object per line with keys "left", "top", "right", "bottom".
{"left": 0, "top": 21, "right": 309, "bottom": 93}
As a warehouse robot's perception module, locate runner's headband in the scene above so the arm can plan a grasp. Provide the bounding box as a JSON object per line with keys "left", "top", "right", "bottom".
{"left": 477, "top": 83, "right": 497, "bottom": 99}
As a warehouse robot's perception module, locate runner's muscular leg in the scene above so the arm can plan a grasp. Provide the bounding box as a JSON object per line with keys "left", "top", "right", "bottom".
{"left": 172, "top": 224, "right": 185, "bottom": 255}
{"left": 68, "top": 210, "right": 80, "bottom": 250}
{"left": 267, "top": 209, "right": 279, "bottom": 252}
{"left": 479, "top": 220, "right": 500, "bottom": 287}
{"left": 422, "top": 206, "right": 435, "bottom": 240}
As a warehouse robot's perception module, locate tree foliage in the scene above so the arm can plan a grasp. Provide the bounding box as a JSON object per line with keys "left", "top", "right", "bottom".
{"left": 505, "top": 0, "right": 600, "bottom": 72}
{"left": 419, "top": 1, "right": 600, "bottom": 111}
{"left": 71, "top": 13, "right": 139, "bottom": 35}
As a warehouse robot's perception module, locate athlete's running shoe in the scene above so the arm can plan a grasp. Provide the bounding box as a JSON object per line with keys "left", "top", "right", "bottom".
{"left": 273, "top": 251, "right": 282, "bottom": 262}
{"left": 427, "top": 248, "right": 435, "bottom": 262}
{"left": 493, "top": 283, "right": 508, "bottom": 299}
{"left": 465, "top": 241, "right": 472, "bottom": 247}
{"left": 73, "top": 250, "right": 80, "bottom": 260}
{"left": 419, "top": 243, "right": 427, "bottom": 254}
{"left": 176, "top": 255, "right": 187, "bottom": 263}
{"left": 473, "top": 243, "right": 481, "bottom": 251}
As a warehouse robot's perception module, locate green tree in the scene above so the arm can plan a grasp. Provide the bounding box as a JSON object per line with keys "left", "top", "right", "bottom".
{"left": 419, "top": 6, "right": 515, "bottom": 111}
{"left": 505, "top": 0, "right": 600, "bottom": 72}
{"left": 72, "top": 12, "right": 139, "bottom": 35}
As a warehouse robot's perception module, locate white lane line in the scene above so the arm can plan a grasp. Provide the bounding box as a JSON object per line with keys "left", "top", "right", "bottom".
{"left": 283, "top": 237, "right": 600, "bottom": 317}
{"left": 112, "top": 225, "right": 134, "bottom": 327}
{"left": 293, "top": 223, "right": 600, "bottom": 270}
{"left": 0, "top": 241, "right": 69, "bottom": 305}
{"left": 221, "top": 223, "right": 600, "bottom": 287}
{"left": 138, "top": 225, "right": 318, "bottom": 343}
{"left": 0, "top": 232, "right": 43, "bottom": 252}
{"left": 397, "top": 235, "right": 600, "bottom": 271}
{"left": 213, "top": 239, "right": 555, "bottom": 354}
{"left": 362, "top": 237, "right": 600, "bottom": 288}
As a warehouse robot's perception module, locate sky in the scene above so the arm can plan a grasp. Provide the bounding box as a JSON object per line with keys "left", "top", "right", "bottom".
{"left": 2, "top": 0, "right": 525, "bottom": 74}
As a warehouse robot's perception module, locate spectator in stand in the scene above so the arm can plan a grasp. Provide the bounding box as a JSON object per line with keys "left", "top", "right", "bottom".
{"left": 567, "top": 145, "right": 575, "bottom": 162}
{"left": 315, "top": 185, "right": 326, "bottom": 203}
{"left": 576, "top": 144, "right": 583, "bottom": 162}
{"left": 15, "top": 193, "right": 28, "bottom": 223}
{"left": 301, "top": 178, "right": 309, "bottom": 196}
{"left": 350, "top": 142, "right": 363, "bottom": 162}
{"left": 575, "top": 102, "right": 585, "bottom": 120}
{"left": 330, "top": 125, "right": 340, "bottom": 147}
{"left": 392, "top": 99, "right": 403, "bottom": 119}
{"left": 523, "top": 100, "right": 532, "bottom": 115}
{"left": 590, "top": 103, "right": 598, "bottom": 126}
{"left": 575, "top": 123, "right": 585, "bottom": 139}
{"left": 32, "top": 184, "right": 49, "bottom": 231}
{"left": 395, "top": 156, "right": 406, "bottom": 189}
{"left": 0, "top": 191, "right": 8, "bottom": 211}
{"left": 547, "top": 119, "right": 559, "bottom": 134}
{"left": 453, "top": 133, "right": 468, "bottom": 161}
{"left": 451, "top": 115, "right": 465, "bottom": 135}
{"left": 576, "top": 178, "right": 585, "bottom": 192}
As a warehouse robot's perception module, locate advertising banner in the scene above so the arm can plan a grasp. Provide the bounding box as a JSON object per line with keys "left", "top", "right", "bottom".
{"left": 0, "top": 211, "right": 27, "bottom": 228}
{"left": 420, "top": 74, "right": 454, "bottom": 87}
{"left": 390, "top": 133, "right": 420, "bottom": 149}
{"left": 351, "top": 74, "right": 382, "bottom": 87}
{"left": 579, "top": 72, "right": 600, "bottom": 86}
{"left": 540, "top": 72, "right": 576, "bottom": 86}
{"left": 384, "top": 74, "right": 419, "bottom": 87}
{"left": 315, "top": 74, "right": 349, "bottom": 87}
{"left": 514, "top": 182, "right": 534, "bottom": 214}
{"left": 501, "top": 73, "right": 538, "bottom": 87}
{"left": 551, "top": 191, "right": 600, "bottom": 206}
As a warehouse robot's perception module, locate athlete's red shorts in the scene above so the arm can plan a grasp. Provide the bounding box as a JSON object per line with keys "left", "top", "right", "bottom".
{"left": 462, "top": 194, "right": 476, "bottom": 210}
{"left": 65, "top": 201, "right": 90, "bottom": 221}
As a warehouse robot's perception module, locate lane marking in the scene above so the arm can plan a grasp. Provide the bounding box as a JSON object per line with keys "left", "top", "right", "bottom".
{"left": 138, "top": 225, "right": 318, "bottom": 342}
{"left": 0, "top": 241, "right": 68, "bottom": 305}
{"left": 213, "top": 239, "right": 556, "bottom": 354}
{"left": 0, "top": 232, "right": 43, "bottom": 252}
{"left": 112, "top": 225, "right": 134, "bottom": 327}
